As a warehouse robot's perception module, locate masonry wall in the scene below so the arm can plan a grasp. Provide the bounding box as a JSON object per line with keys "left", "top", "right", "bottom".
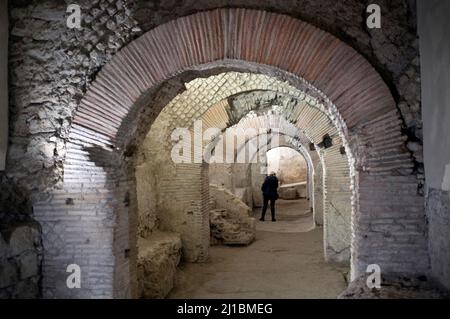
{"left": 267, "top": 147, "right": 308, "bottom": 185}
{"left": 314, "top": 161, "right": 324, "bottom": 226}
{"left": 0, "top": 222, "right": 42, "bottom": 298}
{"left": 209, "top": 163, "right": 253, "bottom": 207}
{"left": 1, "top": 1, "right": 427, "bottom": 298}
{"left": 418, "top": 0, "right": 450, "bottom": 290}
{"left": 0, "top": 0, "right": 7, "bottom": 171}
{"left": 2, "top": 0, "right": 423, "bottom": 211}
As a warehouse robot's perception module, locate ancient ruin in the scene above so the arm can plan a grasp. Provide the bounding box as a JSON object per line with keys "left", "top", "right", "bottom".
{"left": 0, "top": 0, "right": 449, "bottom": 300}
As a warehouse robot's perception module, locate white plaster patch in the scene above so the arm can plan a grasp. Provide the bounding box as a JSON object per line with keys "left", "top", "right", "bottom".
{"left": 441, "top": 163, "right": 450, "bottom": 191}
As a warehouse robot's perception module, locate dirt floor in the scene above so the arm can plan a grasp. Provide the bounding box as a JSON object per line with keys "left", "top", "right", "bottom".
{"left": 169, "top": 199, "right": 349, "bottom": 299}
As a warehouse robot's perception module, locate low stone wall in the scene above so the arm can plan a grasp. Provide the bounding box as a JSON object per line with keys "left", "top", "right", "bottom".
{"left": 0, "top": 221, "right": 42, "bottom": 299}
{"left": 137, "top": 231, "right": 181, "bottom": 299}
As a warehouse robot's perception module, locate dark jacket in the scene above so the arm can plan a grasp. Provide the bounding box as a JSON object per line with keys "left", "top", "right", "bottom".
{"left": 261, "top": 175, "right": 279, "bottom": 200}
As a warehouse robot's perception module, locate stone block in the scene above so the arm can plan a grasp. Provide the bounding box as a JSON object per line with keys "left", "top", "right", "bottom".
{"left": 0, "top": 259, "right": 18, "bottom": 289}
{"left": 18, "top": 251, "right": 39, "bottom": 279}
{"left": 209, "top": 184, "right": 252, "bottom": 222}
{"left": 0, "top": 234, "right": 9, "bottom": 259}
{"left": 137, "top": 231, "right": 182, "bottom": 299}
{"left": 8, "top": 224, "right": 41, "bottom": 256}
{"left": 279, "top": 186, "right": 298, "bottom": 200}
{"left": 210, "top": 209, "right": 255, "bottom": 246}
{"left": 10, "top": 277, "right": 40, "bottom": 299}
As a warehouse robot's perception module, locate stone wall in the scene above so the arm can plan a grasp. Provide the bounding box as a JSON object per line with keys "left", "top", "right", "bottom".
{"left": 142, "top": 71, "right": 353, "bottom": 266}
{"left": 251, "top": 163, "right": 265, "bottom": 208}
{"left": 1, "top": 1, "right": 427, "bottom": 298}
{"left": 2, "top": 0, "right": 141, "bottom": 215}
{"left": 3, "top": 0, "right": 423, "bottom": 212}
{"left": 267, "top": 147, "right": 308, "bottom": 185}
{"left": 418, "top": 0, "right": 450, "bottom": 290}
{"left": 209, "top": 163, "right": 253, "bottom": 207}
{"left": 130, "top": 0, "right": 424, "bottom": 182}
{"left": 0, "top": 0, "right": 7, "bottom": 171}
{"left": 314, "top": 161, "right": 324, "bottom": 226}
{"left": 0, "top": 222, "right": 42, "bottom": 298}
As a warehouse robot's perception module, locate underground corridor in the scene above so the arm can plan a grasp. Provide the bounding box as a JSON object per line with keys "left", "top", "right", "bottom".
{"left": 133, "top": 70, "right": 354, "bottom": 298}
{"left": 167, "top": 146, "right": 349, "bottom": 299}
{"left": 1, "top": 2, "right": 450, "bottom": 301}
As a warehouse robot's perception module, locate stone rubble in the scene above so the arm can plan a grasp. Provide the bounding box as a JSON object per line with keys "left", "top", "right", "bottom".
{"left": 209, "top": 185, "right": 256, "bottom": 246}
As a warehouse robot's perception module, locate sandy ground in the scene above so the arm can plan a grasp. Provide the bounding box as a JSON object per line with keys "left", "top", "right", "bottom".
{"left": 169, "top": 199, "right": 349, "bottom": 299}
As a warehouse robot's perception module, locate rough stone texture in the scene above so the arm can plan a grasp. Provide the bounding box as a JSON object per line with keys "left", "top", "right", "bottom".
{"left": 426, "top": 189, "right": 450, "bottom": 290}
{"left": 1, "top": 2, "right": 427, "bottom": 298}
{"left": 137, "top": 231, "right": 181, "bottom": 299}
{"left": 140, "top": 72, "right": 344, "bottom": 261}
{"left": 0, "top": 0, "right": 7, "bottom": 171}
{"left": 2, "top": 0, "right": 142, "bottom": 216}
{"left": 417, "top": 1, "right": 450, "bottom": 291}
{"left": 0, "top": 221, "right": 42, "bottom": 299}
{"left": 143, "top": 72, "right": 352, "bottom": 266}
{"left": 251, "top": 163, "right": 266, "bottom": 208}
{"left": 135, "top": 162, "right": 158, "bottom": 239}
{"left": 314, "top": 161, "right": 324, "bottom": 226}
{"left": 4, "top": 0, "right": 422, "bottom": 207}
{"left": 339, "top": 274, "right": 450, "bottom": 299}
{"left": 128, "top": 0, "right": 423, "bottom": 179}
{"left": 209, "top": 184, "right": 256, "bottom": 245}
{"left": 210, "top": 184, "right": 254, "bottom": 225}
{"left": 210, "top": 209, "right": 255, "bottom": 246}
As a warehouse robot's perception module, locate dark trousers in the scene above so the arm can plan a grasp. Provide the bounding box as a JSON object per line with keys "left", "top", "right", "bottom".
{"left": 261, "top": 196, "right": 276, "bottom": 220}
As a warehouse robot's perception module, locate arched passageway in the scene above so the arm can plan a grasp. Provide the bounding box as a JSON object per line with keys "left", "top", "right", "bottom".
{"left": 141, "top": 72, "right": 352, "bottom": 266}
{"left": 31, "top": 9, "right": 427, "bottom": 298}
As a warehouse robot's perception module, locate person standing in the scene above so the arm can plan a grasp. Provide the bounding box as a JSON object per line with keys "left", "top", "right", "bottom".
{"left": 260, "top": 172, "right": 279, "bottom": 222}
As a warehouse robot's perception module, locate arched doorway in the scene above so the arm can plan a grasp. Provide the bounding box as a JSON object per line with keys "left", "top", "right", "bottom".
{"left": 33, "top": 9, "right": 427, "bottom": 298}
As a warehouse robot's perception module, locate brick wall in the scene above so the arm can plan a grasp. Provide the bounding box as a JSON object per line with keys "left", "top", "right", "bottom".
{"left": 1, "top": 5, "right": 427, "bottom": 297}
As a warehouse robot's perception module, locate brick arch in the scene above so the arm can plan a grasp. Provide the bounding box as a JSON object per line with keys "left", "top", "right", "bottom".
{"left": 144, "top": 74, "right": 351, "bottom": 265}
{"left": 238, "top": 130, "right": 317, "bottom": 212}
{"left": 73, "top": 8, "right": 395, "bottom": 147}
{"left": 209, "top": 109, "right": 346, "bottom": 261}
{"left": 254, "top": 141, "right": 316, "bottom": 207}
{"left": 35, "top": 8, "right": 428, "bottom": 299}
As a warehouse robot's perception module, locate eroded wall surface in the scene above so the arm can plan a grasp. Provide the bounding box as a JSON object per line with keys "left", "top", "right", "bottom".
{"left": 2, "top": 0, "right": 423, "bottom": 210}
{"left": 1, "top": 0, "right": 427, "bottom": 298}
{"left": 418, "top": 0, "right": 450, "bottom": 290}
{"left": 0, "top": 0, "right": 7, "bottom": 171}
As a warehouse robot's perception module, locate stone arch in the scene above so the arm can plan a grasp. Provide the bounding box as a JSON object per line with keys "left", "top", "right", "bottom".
{"left": 143, "top": 73, "right": 351, "bottom": 265}
{"left": 34, "top": 8, "right": 428, "bottom": 298}
{"left": 244, "top": 132, "right": 317, "bottom": 206}
{"left": 229, "top": 115, "right": 318, "bottom": 211}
